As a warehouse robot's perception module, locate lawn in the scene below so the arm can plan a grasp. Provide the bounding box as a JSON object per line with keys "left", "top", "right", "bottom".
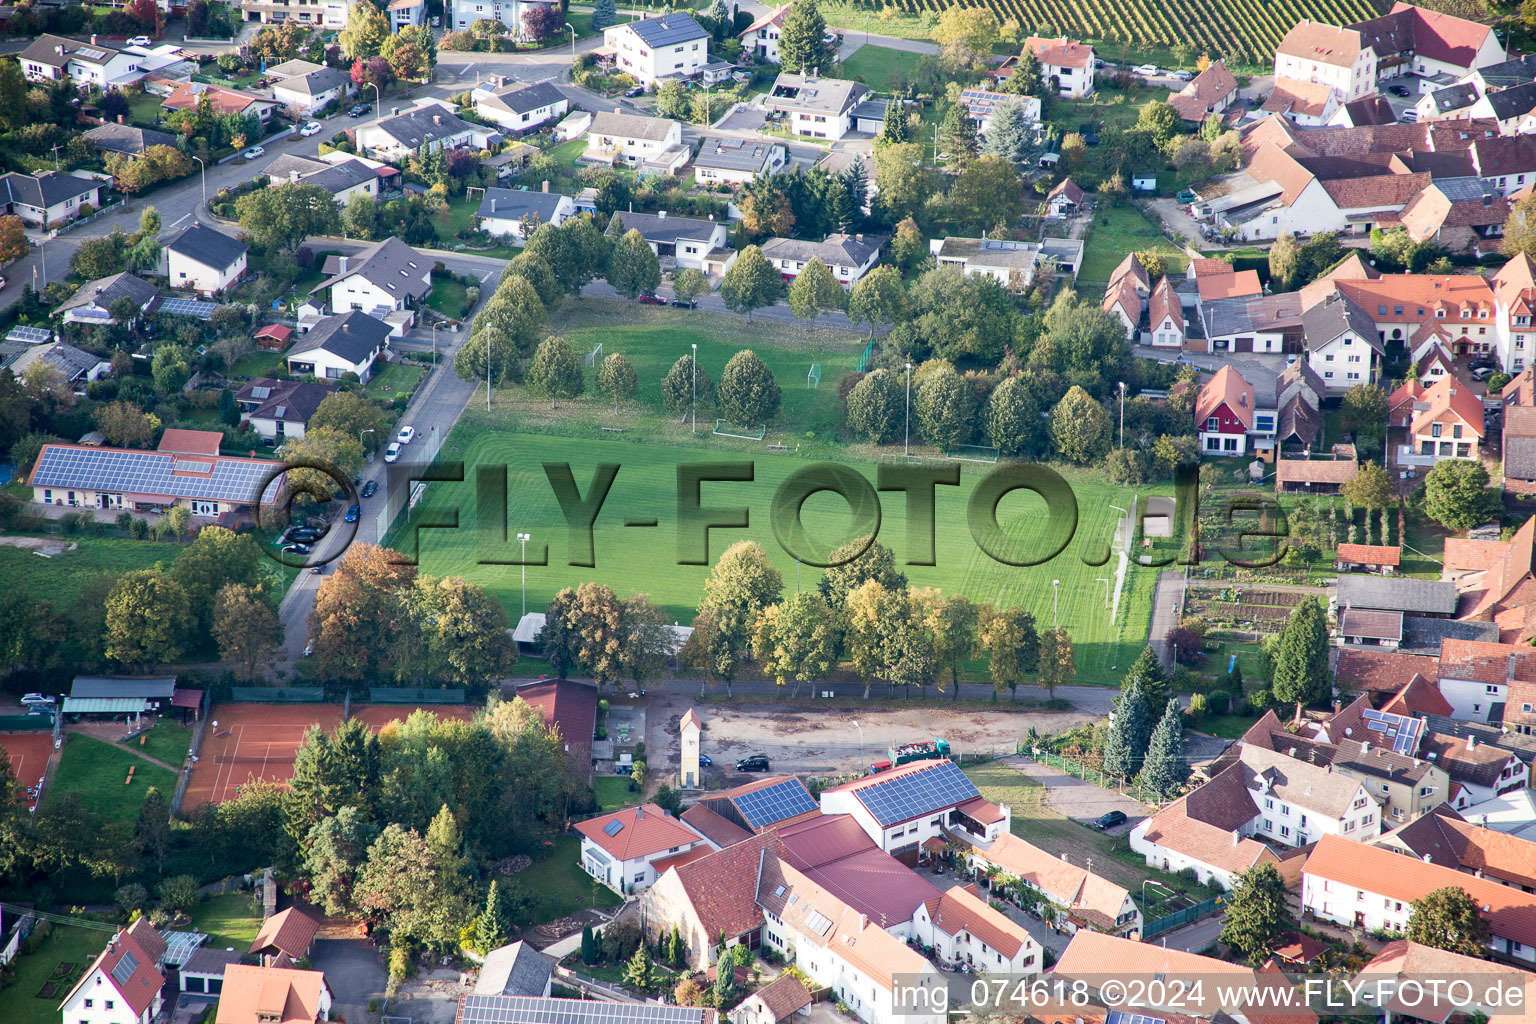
{"left": 442, "top": 194, "right": 481, "bottom": 239}
{"left": 363, "top": 362, "right": 427, "bottom": 401}
{"left": 227, "top": 350, "right": 285, "bottom": 379}
{"left": 0, "top": 920, "right": 114, "bottom": 1024}
{"left": 593, "top": 775, "right": 637, "bottom": 812}
{"left": 0, "top": 536, "right": 181, "bottom": 606}
{"left": 127, "top": 91, "right": 163, "bottom": 127}
{"left": 545, "top": 138, "right": 588, "bottom": 168}
{"left": 427, "top": 276, "right": 471, "bottom": 319}
{"left": 395, "top": 426, "right": 1166, "bottom": 682}
{"left": 1078, "top": 204, "right": 1189, "bottom": 288}
{"left": 838, "top": 44, "right": 914, "bottom": 90}
{"left": 502, "top": 835, "right": 622, "bottom": 923}
{"left": 49, "top": 734, "right": 178, "bottom": 827}
{"left": 188, "top": 891, "right": 264, "bottom": 949}
{"left": 135, "top": 721, "right": 194, "bottom": 766}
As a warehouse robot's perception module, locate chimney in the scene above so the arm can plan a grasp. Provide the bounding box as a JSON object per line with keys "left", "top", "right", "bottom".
{"left": 1334, "top": 700, "right": 1342, "bottom": 714}
{"left": 433, "top": 114, "right": 442, "bottom": 125}
{"left": 1232, "top": 830, "right": 1241, "bottom": 846}
{"left": 54, "top": 46, "right": 62, "bottom": 55}
{"left": 392, "top": 106, "right": 400, "bottom": 116}
{"left": 542, "top": 180, "right": 550, "bottom": 193}
{"left": 1423, "top": 854, "right": 1433, "bottom": 862}
{"left": 1467, "top": 734, "right": 1476, "bottom": 750}
{"left": 1059, "top": 851, "right": 1069, "bottom": 862}
{"left": 1362, "top": 741, "right": 1370, "bottom": 753}
{"left": 91, "top": 34, "right": 97, "bottom": 45}
{"left": 636, "top": 805, "right": 644, "bottom": 819}
{"left": 117, "top": 114, "right": 124, "bottom": 125}
{"left": 338, "top": 256, "right": 348, "bottom": 272}
{"left": 342, "top": 321, "right": 351, "bottom": 332}
{"left": 290, "top": 170, "right": 300, "bottom": 184}
{"left": 858, "top": 913, "right": 867, "bottom": 929}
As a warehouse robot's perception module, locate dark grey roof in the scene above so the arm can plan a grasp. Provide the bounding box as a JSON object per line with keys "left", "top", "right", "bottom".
{"left": 1505, "top": 434, "right": 1536, "bottom": 482}
{"left": 477, "top": 187, "right": 571, "bottom": 222}
{"left": 291, "top": 311, "right": 392, "bottom": 366}
{"left": 1333, "top": 737, "right": 1437, "bottom": 783}
{"left": 14, "top": 341, "right": 102, "bottom": 380}
{"left": 166, "top": 224, "right": 247, "bottom": 272}
{"left": 1278, "top": 359, "right": 1327, "bottom": 407}
{"left": 1476, "top": 54, "right": 1536, "bottom": 90}
{"left": 273, "top": 64, "right": 351, "bottom": 97}
{"left": 1278, "top": 392, "right": 1321, "bottom": 447}
{"left": 1422, "top": 715, "right": 1536, "bottom": 759}
{"left": 180, "top": 948, "right": 245, "bottom": 977}
{"left": 369, "top": 103, "right": 488, "bottom": 151}
{"left": 1486, "top": 81, "right": 1536, "bottom": 122}
{"left": 0, "top": 170, "right": 99, "bottom": 209}
{"left": 234, "top": 377, "right": 335, "bottom": 426}
{"left": 300, "top": 159, "right": 378, "bottom": 196}
{"left": 1433, "top": 175, "right": 1503, "bottom": 202}
{"left": 849, "top": 97, "right": 888, "bottom": 121}
{"left": 317, "top": 237, "right": 431, "bottom": 301}
{"left": 625, "top": 12, "right": 708, "bottom": 48}
{"left": 474, "top": 941, "right": 553, "bottom": 997}
{"left": 81, "top": 123, "right": 176, "bottom": 156}
{"left": 57, "top": 272, "right": 158, "bottom": 313}
{"left": 484, "top": 80, "right": 566, "bottom": 115}
{"left": 71, "top": 675, "right": 178, "bottom": 699}
{"left": 693, "top": 136, "right": 780, "bottom": 172}
{"left": 1398, "top": 615, "right": 1499, "bottom": 657}
{"left": 21, "top": 34, "right": 122, "bottom": 68}
{"left": 1338, "top": 575, "right": 1458, "bottom": 615}
{"left": 761, "top": 233, "right": 885, "bottom": 269}
{"left": 1337, "top": 97, "right": 1398, "bottom": 127}
{"left": 265, "top": 153, "right": 330, "bottom": 180}
{"left": 1301, "top": 292, "right": 1383, "bottom": 354}
{"left": 767, "top": 72, "right": 869, "bottom": 116}
{"left": 604, "top": 211, "right": 720, "bottom": 245}
{"left": 1200, "top": 292, "right": 1307, "bottom": 339}
{"left": 1428, "top": 83, "right": 1479, "bottom": 114}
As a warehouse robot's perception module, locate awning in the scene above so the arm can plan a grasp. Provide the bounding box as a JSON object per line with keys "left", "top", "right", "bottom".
{"left": 171, "top": 688, "right": 203, "bottom": 709}
{"left": 63, "top": 697, "right": 151, "bottom": 714}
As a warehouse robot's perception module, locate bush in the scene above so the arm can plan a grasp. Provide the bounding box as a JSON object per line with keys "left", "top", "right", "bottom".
{"left": 1186, "top": 693, "right": 1208, "bottom": 724}
{"left": 1249, "top": 688, "right": 1273, "bottom": 711}
{"left": 1205, "top": 689, "right": 1231, "bottom": 716}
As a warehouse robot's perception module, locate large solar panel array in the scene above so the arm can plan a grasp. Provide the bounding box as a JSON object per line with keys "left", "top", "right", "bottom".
{"left": 111, "top": 949, "right": 139, "bottom": 986}
{"left": 460, "top": 995, "right": 706, "bottom": 1024}
{"left": 6, "top": 325, "right": 52, "bottom": 344}
{"left": 1107, "top": 1013, "right": 1166, "bottom": 1024}
{"left": 159, "top": 297, "right": 217, "bottom": 320}
{"left": 31, "top": 446, "right": 282, "bottom": 504}
{"left": 960, "top": 89, "right": 1009, "bottom": 117}
{"left": 1361, "top": 708, "right": 1423, "bottom": 755}
{"left": 857, "top": 759, "right": 979, "bottom": 826}
{"left": 158, "top": 931, "right": 209, "bottom": 967}
{"left": 733, "top": 777, "right": 816, "bottom": 829}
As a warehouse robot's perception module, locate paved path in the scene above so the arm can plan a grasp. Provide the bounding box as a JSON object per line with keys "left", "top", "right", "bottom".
{"left": 839, "top": 31, "right": 940, "bottom": 59}
{"left": 1155, "top": 911, "right": 1226, "bottom": 952}
{"left": 1149, "top": 570, "right": 1187, "bottom": 668}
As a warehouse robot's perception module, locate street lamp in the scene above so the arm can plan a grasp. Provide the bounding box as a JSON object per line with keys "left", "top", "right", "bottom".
{"left": 691, "top": 342, "right": 697, "bottom": 433}
{"left": 1052, "top": 579, "right": 1060, "bottom": 627}
{"left": 851, "top": 719, "right": 864, "bottom": 768}
{"left": 360, "top": 428, "right": 375, "bottom": 453}
{"left": 368, "top": 81, "right": 382, "bottom": 123}
{"left": 1118, "top": 380, "right": 1127, "bottom": 449}
{"left": 904, "top": 361, "right": 912, "bottom": 457}
{"left": 431, "top": 322, "right": 437, "bottom": 365}
{"left": 518, "top": 532, "right": 531, "bottom": 618}
{"left": 191, "top": 155, "right": 207, "bottom": 211}
{"left": 565, "top": 22, "right": 576, "bottom": 58}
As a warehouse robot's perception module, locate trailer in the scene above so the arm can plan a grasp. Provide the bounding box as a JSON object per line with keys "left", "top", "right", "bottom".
{"left": 888, "top": 738, "right": 951, "bottom": 766}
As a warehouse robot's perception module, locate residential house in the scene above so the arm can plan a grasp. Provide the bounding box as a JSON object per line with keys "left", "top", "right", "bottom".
{"left": 1263, "top": 77, "right": 1342, "bottom": 126}
{"left": 3, "top": 341, "right": 108, "bottom": 387}
{"left": 1129, "top": 764, "right": 1282, "bottom": 889}
{"left": 1465, "top": 81, "right": 1536, "bottom": 133}
{"left": 1277, "top": 360, "right": 1327, "bottom": 452}
{"left": 967, "top": 832, "right": 1140, "bottom": 936}
{"left": 1422, "top": 731, "right": 1530, "bottom": 805}
{"left": 1335, "top": 648, "right": 1442, "bottom": 700}
{"left": 1356, "top": 942, "right": 1536, "bottom": 1024}
{"left": 603, "top": 13, "right": 710, "bottom": 87}
{"left": 249, "top": 906, "right": 320, "bottom": 966}
{"left": 387, "top": 0, "right": 426, "bottom": 30}
{"left": 1409, "top": 375, "right": 1484, "bottom": 461}
{"left": 1168, "top": 61, "right": 1238, "bottom": 123}
{"left": 692, "top": 137, "right": 786, "bottom": 186}
{"left": 1046, "top": 177, "right": 1085, "bottom": 217}
{"left": 690, "top": 775, "right": 820, "bottom": 837}
{"left": 80, "top": 124, "right": 176, "bottom": 159}
{"left": 1376, "top": 805, "right": 1536, "bottom": 890}
{"left": 178, "top": 948, "right": 243, "bottom": 997}
{"left": 0, "top": 170, "right": 102, "bottom": 227}
{"left": 317, "top": 238, "right": 432, "bottom": 318}
{"left": 21, "top": 34, "right": 149, "bottom": 88}
{"left": 732, "top": 974, "right": 811, "bottom": 1024}
{"left": 473, "top": 941, "right": 553, "bottom": 997}
{"left": 1021, "top": 36, "right": 1095, "bottom": 98}
{"left": 1301, "top": 833, "right": 1536, "bottom": 963}
{"left": 1338, "top": 574, "right": 1458, "bottom": 616}
{"left": 164, "top": 223, "right": 248, "bottom": 297}
{"left": 1190, "top": 257, "right": 1263, "bottom": 309}
{"left": 1400, "top": 178, "right": 1509, "bottom": 256}
{"left": 765, "top": 72, "right": 874, "bottom": 140}
{"left": 584, "top": 112, "right": 688, "bottom": 174}
{"left": 738, "top": 4, "right": 788, "bottom": 64}
{"left": 912, "top": 884, "right": 1041, "bottom": 975}
{"left": 1197, "top": 365, "right": 1274, "bottom": 456}
{"left": 1148, "top": 277, "right": 1185, "bottom": 348}
{"left": 355, "top": 101, "right": 499, "bottom": 161}
{"left": 929, "top": 236, "right": 1082, "bottom": 290}
{"left": 56, "top": 272, "right": 157, "bottom": 327}
{"left": 239, "top": 0, "right": 349, "bottom": 29}
{"left": 448, "top": 0, "right": 556, "bottom": 38}
{"left": 1302, "top": 291, "right": 1381, "bottom": 391}
{"left": 1197, "top": 291, "right": 1306, "bottom": 354}
{"left": 1102, "top": 254, "right": 1149, "bottom": 337}
{"left": 286, "top": 312, "right": 392, "bottom": 383}
{"left": 234, "top": 378, "right": 335, "bottom": 442}
{"left": 264, "top": 154, "right": 382, "bottom": 205}
{"left": 605, "top": 211, "right": 727, "bottom": 272}
{"left": 1338, "top": 607, "right": 1405, "bottom": 647}
{"left": 1240, "top": 744, "right": 1381, "bottom": 846}
{"left": 1326, "top": 95, "right": 1400, "bottom": 126}
{"left": 267, "top": 59, "right": 354, "bottom": 116}
{"left": 818, "top": 759, "right": 1009, "bottom": 861}
{"left": 215, "top": 965, "right": 331, "bottom": 1024}
{"left": 760, "top": 234, "right": 886, "bottom": 287}
{"left": 575, "top": 803, "right": 709, "bottom": 892}
{"left": 1272, "top": 21, "right": 1375, "bottom": 116}
{"left": 57, "top": 926, "right": 166, "bottom": 1024}
{"left": 471, "top": 78, "right": 568, "bottom": 133}
{"left": 1329, "top": 738, "right": 1449, "bottom": 825}
{"left": 957, "top": 89, "right": 1040, "bottom": 132}
{"left": 1442, "top": 517, "right": 1536, "bottom": 635}
{"left": 162, "top": 82, "right": 277, "bottom": 122}
{"left": 1503, "top": 404, "right": 1536, "bottom": 495}
{"left": 1349, "top": 3, "right": 1506, "bottom": 83}
{"left": 477, "top": 187, "right": 574, "bottom": 240}
{"left": 461, "top": 998, "right": 717, "bottom": 1024}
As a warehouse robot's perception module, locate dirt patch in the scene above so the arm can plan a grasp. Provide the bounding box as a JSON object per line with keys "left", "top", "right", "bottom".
{"left": 0, "top": 536, "right": 69, "bottom": 553}
{"left": 1013, "top": 758, "right": 1150, "bottom": 830}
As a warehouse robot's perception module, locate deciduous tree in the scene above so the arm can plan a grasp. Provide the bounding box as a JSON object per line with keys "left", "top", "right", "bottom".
{"left": 212, "top": 583, "right": 282, "bottom": 680}
{"left": 662, "top": 353, "right": 714, "bottom": 417}
{"left": 310, "top": 391, "right": 390, "bottom": 453}
{"left": 720, "top": 246, "right": 782, "bottom": 323}
{"left": 303, "top": 805, "right": 378, "bottom": 917}
{"left": 718, "top": 350, "right": 781, "bottom": 425}
{"left": 844, "top": 368, "right": 904, "bottom": 444}
{"left": 1219, "top": 864, "right": 1296, "bottom": 965}
{"left": 846, "top": 265, "right": 906, "bottom": 338}
{"left": 527, "top": 336, "right": 584, "bottom": 409}
{"left": 980, "top": 606, "right": 1039, "bottom": 700}
{"left": 606, "top": 227, "right": 661, "bottom": 302}
{"left": 94, "top": 400, "right": 160, "bottom": 448}
{"left": 672, "top": 268, "right": 709, "bottom": 306}
{"left": 752, "top": 592, "right": 838, "bottom": 696}
{"left": 340, "top": 0, "right": 389, "bottom": 60}
{"left": 1422, "top": 458, "right": 1500, "bottom": 530}
{"left": 786, "top": 257, "right": 846, "bottom": 328}
{"left": 236, "top": 183, "right": 341, "bottom": 253}
{"left": 1037, "top": 626, "right": 1075, "bottom": 697}
{"left": 597, "top": 353, "right": 638, "bottom": 414}
{"left": 1340, "top": 461, "right": 1393, "bottom": 508}
{"left": 1407, "top": 886, "right": 1492, "bottom": 955}
{"left": 1050, "top": 386, "right": 1110, "bottom": 464}
{"left": 819, "top": 536, "right": 906, "bottom": 607}
{"left": 915, "top": 366, "right": 975, "bottom": 450}
{"left": 105, "top": 568, "right": 191, "bottom": 666}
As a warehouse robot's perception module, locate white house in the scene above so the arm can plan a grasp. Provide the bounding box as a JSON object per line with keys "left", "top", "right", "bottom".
{"left": 387, "top": 0, "right": 427, "bottom": 31}
{"left": 1433, "top": 638, "right": 1529, "bottom": 722}
{"left": 1021, "top": 36, "right": 1096, "bottom": 98}
{"left": 267, "top": 59, "right": 355, "bottom": 116}
{"left": 958, "top": 89, "right": 1040, "bottom": 133}
{"left": 1302, "top": 834, "right": 1536, "bottom": 964}
{"left": 164, "top": 224, "right": 248, "bottom": 297}
{"left": 818, "top": 760, "right": 1009, "bottom": 861}
{"left": 355, "top": 100, "right": 500, "bottom": 161}
{"left": 215, "top": 965, "right": 331, "bottom": 1024}
{"left": 0, "top": 171, "right": 102, "bottom": 228}
{"left": 574, "top": 803, "right": 708, "bottom": 893}
{"left": 912, "top": 884, "right": 1041, "bottom": 975}
{"left": 693, "top": 137, "right": 786, "bottom": 186}
{"left": 58, "top": 925, "right": 166, "bottom": 1024}
{"left": 1240, "top": 745, "right": 1380, "bottom": 847}
{"left": 738, "top": 4, "right": 789, "bottom": 64}
{"left": 930, "top": 236, "right": 1083, "bottom": 290}
{"left": 20, "top": 34, "right": 146, "bottom": 88}
{"left": 1421, "top": 732, "right": 1530, "bottom": 807}
{"left": 605, "top": 211, "right": 727, "bottom": 271}
{"left": 265, "top": 154, "right": 382, "bottom": 206}
{"left": 286, "top": 312, "right": 392, "bottom": 382}
{"left": 240, "top": 0, "right": 349, "bottom": 28}
{"left": 760, "top": 234, "right": 887, "bottom": 288}
{"left": 603, "top": 13, "right": 710, "bottom": 87}
{"left": 55, "top": 273, "right": 157, "bottom": 328}
{"left": 1273, "top": 21, "right": 1377, "bottom": 105}
{"left": 1304, "top": 291, "right": 1383, "bottom": 392}
{"left": 585, "top": 111, "right": 688, "bottom": 174}
{"left": 317, "top": 238, "right": 432, "bottom": 316}
{"left": 1148, "top": 276, "right": 1185, "bottom": 348}
{"left": 450, "top": 0, "right": 556, "bottom": 39}
{"left": 234, "top": 378, "right": 336, "bottom": 442}
{"left": 764, "top": 72, "right": 874, "bottom": 141}
{"left": 477, "top": 187, "right": 574, "bottom": 240}
{"left": 472, "top": 78, "right": 569, "bottom": 133}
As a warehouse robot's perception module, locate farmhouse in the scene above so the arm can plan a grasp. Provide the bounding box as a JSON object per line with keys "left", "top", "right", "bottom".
{"left": 164, "top": 224, "right": 248, "bottom": 297}
{"left": 818, "top": 759, "right": 1008, "bottom": 860}
{"left": 1376, "top": 805, "right": 1536, "bottom": 889}
{"left": 1409, "top": 376, "right": 1484, "bottom": 461}
{"left": 1348, "top": 2, "right": 1506, "bottom": 82}
{"left": 1129, "top": 764, "right": 1281, "bottom": 889}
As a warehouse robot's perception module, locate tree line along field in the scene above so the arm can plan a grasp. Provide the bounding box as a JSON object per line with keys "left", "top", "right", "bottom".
{"left": 393, "top": 430, "right": 1169, "bottom": 684}
{"left": 841, "top": 0, "right": 1381, "bottom": 65}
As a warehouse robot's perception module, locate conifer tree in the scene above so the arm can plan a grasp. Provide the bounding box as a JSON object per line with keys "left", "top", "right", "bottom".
{"left": 1140, "top": 698, "right": 1191, "bottom": 799}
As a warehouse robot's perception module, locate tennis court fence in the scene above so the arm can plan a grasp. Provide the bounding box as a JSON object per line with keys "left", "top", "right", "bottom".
{"left": 366, "top": 687, "right": 467, "bottom": 704}
{"left": 228, "top": 686, "right": 326, "bottom": 703}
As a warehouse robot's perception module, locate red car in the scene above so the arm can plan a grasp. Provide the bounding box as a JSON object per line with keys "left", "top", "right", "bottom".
{"left": 637, "top": 293, "right": 666, "bottom": 305}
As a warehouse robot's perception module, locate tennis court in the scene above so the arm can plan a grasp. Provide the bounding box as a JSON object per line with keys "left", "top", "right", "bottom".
{"left": 0, "top": 732, "right": 53, "bottom": 808}
{"left": 347, "top": 704, "right": 481, "bottom": 731}
{"left": 182, "top": 703, "right": 343, "bottom": 808}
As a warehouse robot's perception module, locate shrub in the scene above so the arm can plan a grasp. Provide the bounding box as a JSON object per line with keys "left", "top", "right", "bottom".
{"left": 1187, "top": 693, "right": 1208, "bottom": 724}
{"left": 1206, "top": 689, "right": 1231, "bottom": 716}
{"left": 1249, "top": 688, "right": 1273, "bottom": 711}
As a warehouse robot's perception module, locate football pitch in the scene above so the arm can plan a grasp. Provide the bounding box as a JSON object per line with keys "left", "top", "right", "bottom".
{"left": 393, "top": 430, "right": 1167, "bottom": 683}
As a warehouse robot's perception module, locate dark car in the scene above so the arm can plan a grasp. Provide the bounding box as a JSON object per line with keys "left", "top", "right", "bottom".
{"left": 736, "top": 755, "right": 771, "bottom": 772}
{"left": 281, "top": 542, "right": 312, "bottom": 555}
{"left": 348, "top": 102, "right": 370, "bottom": 117}
{"left": 286, "top": 528, "right": 322, "bottom": 543}
{"left": 361, "top": 480, "right": 378, "bottom": 498}
{"left": 671, "top": 299, "right": 697, "bottom": 309}
{"left": 1093, "top": 810, "right": 1128, "bottom": 830}
{"left": 345, "top": 504, "right": 360, "bottom": 523}
{"left": 1388, "top": 84, "right": 1411, "bottom": 97}
{"left": 637, "top": 293, "right": 666, "bottom": 305}
{"left": 625, "top": 85, "right": 645, "bottom": 98}
{"left": 699, "top": 754, "right": 713, "bottom": 767}
{"left": 310, "top": 565, "right": 326, "bottom": 575}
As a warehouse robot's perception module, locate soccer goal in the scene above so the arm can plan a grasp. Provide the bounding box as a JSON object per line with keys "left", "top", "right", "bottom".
{"left": 714, "top": 419, "right": 767, "bottom": 440}
{"left": 807, "top": 363, "right": 822, "bottom": 389}
{"left": 585, "top": 342, "right": 603, "bottom": 367}
{"left": 945, "top": 444, "right": 1001, "bottom": 463}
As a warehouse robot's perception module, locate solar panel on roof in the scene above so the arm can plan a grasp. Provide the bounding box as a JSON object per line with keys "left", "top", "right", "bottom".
{"left": 459, "top": 994, "right": 705, "bottom": 1024}
{"left": 857, "top": 759, "right": 979, "bottom": 826}
{"left": 603, "top": 819, "right": 624, "bottom": 836}
{"left": 31, "top": 446, "right": 282, "bottom": 505}
{"left": 732, "top": 777, "right": 816, "bottom": 829}
{"left": 159, "top": 297, "right": 217, "bottom": 320}
{"left": 6, "top": 325, "right": 52, "bottom": 344}
{"left": 1359, "top": 709, "right": 1423, "bottom": 755}
{"left": 111, "top": 949, "right": 139, "bottom": 986}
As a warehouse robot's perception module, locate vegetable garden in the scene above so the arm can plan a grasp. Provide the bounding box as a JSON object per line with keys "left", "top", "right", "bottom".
{"left": 848, "top": 0, "right": 1383, "bottom": 66}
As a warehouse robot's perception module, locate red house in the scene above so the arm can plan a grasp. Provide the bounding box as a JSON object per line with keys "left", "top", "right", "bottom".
{"left": 1196, "top": 365, "right": 1261, "bottom": 456}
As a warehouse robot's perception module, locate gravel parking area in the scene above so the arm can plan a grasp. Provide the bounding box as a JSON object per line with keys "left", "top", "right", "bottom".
{"left": 1011, "top": 758, "right": 1150, "bottom": 833}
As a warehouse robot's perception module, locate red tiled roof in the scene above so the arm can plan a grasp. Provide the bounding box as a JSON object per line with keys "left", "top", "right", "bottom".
{"left": 1411, "top": 376, "right": 1485, "bottom": 439}
{"left": 1384, "top": 2, "right": 1494, "bottom": 69}
{"left": 1149, "top": 276, "right": 1183, "bottom": 333}
{"left": 1336, "top": 649, "right": 1440, "bottom": 694}
{"left": 1278, "top": 20, "right": 1363, "bottom": 67}
{"left": 516, "top": 679, "right": 597, "bottom": 776}
{"left": 575, "top": 803, "right": 703, "bottom": 861}
{"left": 61, "top": 928, "right": 166, "bottom": 1019}
{"left": 1384, "top": 805, "right": 1536, "bottom": 889}
{"left": 1275, "top": 458, "right": 1358, "bottom": 484}
{"left": 163, "top": 82, "right": 269, "bottom": 116}
{"left": 680, "top": 803, "right": 753, "bottom": 849}
{"left": 1382, "top": 673, "right": 1454, "bottom": 718}
{"left": 1438, "top": 637, "right": 1536, "bottom": 684}
{"left": 127, "top": 916, "right": 167, "bottom": 964}
{"left": 956, "top": 795, "right": 1005, "bottom": 824}
{"left": 974, "top": 833, "right": 1131, "bottom": 931}
{"left": 750, "top": 974, "right": 812, "bottom": 1020}
{"left": 1168, "top": 61, "right": 1238, "bottom": 122}
{"left": 1048, "top": 177, "right": 1086, "bottom": 204}
{"left": 670, "top": 832, "right": 775, "bottom": 941}
{"left": 250, "top": 906, "right": 320, "bottom": 960}
{"left": 652, "top": 845, "right": 714, "bottom": 874}
{"left": 1197, "top": 268, "right": 1262, "bottom": 302}
{"left": 925, "top": 883, "right": 1031, "bottom": 958}
{"left": 1196, "top": 365, "right": 1254, "bottom": 431}
{"left": 158, "top": 427, "right": 223, "bottom": 456}
{"left": 253, "top": 324, "right": 292, "bottom": 342}
{"left": 1026, "top": 36, "right": 1094, "bottom": 69}
{"left": 1337, "top": 543, "right": 1402, "bottom": 566}
{"left": 216, "top": 965, "right": 329, "bottom": 1024}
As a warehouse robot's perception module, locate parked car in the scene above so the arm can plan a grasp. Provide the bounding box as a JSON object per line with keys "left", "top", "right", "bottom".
{"left": 361, "top": 480, "right": 378, "bottom": 498}
{"left": 1471, "top": 366, "right": 1494, "bottom": 381}
{"left": 736, "top": 755, "right": 771, "bottom": 772}
{"left": 698, "top": 754, "right": 713, "bottom": 766}
{"left": 348, "top": 103, "right": 370, "bottom": 117}
{"left": 126, "top": 35, "right": 152, "bottom": 47}
{"left": 310, "top": 565, "right": 326, "bottom": 575}
{"left": 384, "top": 442, "right": 401, "bottom": 463}
{"left": 625, "top": 85, "right": 645, "bottom": 98}
{"left": 1388, "top": 84, "right": 1412, "bottom": 97}
{"left": 1171, "top": 69, "right": 1193, "bottom": 80}
{"left": 397, "top": 425, "right": 415, "bottom": 444}
{"left": 286, "top": 527, "right": 322, "bottom": 543}
{"left": 1176, "top": 188, "right": 1199, "bottom": 203}
{"left": 1093, "top": 810, "right": 1128, "bottom": 830}
{"left": 241, "top": 145, "right": 265, "bottom": 160}
{"left": 300, "top": 121, "right": 323, "bottom": 137}
{"left": 1400, "top": 109, "right": 1418, "bottom": 122}
{"left": 20, "top": 693, "right": 54, "bottom": 706}
{"left": 671, "top": 299, "right": 697, "bottom": 309}
{"left": 281, "top": 542, "right": 312, "bottom": 554}
{"left": 637, "top": 293, "right": 666, "bottom": 305}
{"left": 344, "top": 504, "right": 360, "bottom": 523}
{"left": 1133, "top": 64, "right": 1158, "bottom": 76}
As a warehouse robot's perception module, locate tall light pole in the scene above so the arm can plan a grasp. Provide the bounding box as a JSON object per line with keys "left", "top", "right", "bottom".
{"left": 851, "top": 719, "right": 864, "bottom": 769}
{"left": 566, "top": 22, "right": 576, "bottom": 58}
{"left": 431, "top": 322, "right": 437, "bottom": 364}
{"left": 1117, "top": 381, "right": 1126, "bottom": 449}
{"left": 191, "top": 155, "right": 207, "bottom": 211}
{"left": 691, "top": 342, "right": 697, "bottom": 433}
{"left": 360, "top": 428, "right": 375, "bottom": 455}
{"left": 904, "top": 361, "right": 912, "bottom": 457}
{"left": 1052, "top": 579, "right": 1060, "bottom": 627}
{"left": 518, "top": 532, "right": 531, "bottom": 618}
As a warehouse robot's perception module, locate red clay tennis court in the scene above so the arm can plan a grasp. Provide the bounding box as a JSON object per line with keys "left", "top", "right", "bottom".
{"left": 183, "top": 703, "right": 342, "bottom": 809}
{"left": 0, "top": 732, "right": 52, "bottom": 807}
{"left": 346, "top": 704, "right": 480, "bottom": 731}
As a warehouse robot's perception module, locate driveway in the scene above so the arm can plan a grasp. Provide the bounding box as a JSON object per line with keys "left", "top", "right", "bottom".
{"left": 1146, "top": 197, "right": 1206, "bottom": 245}
{"left": 1008, "top": 757, "right": 1151, "bottom": 833}
{"left": 311, "top": 939, "right": 387, "bottom": 1024}
{"left": 1149, "top": 570, "right": 1187, "bottom": 669}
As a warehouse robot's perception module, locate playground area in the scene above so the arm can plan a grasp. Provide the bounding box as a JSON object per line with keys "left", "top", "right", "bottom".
{"left": 0, "top": 731, "right": 53, "bottom": 809}
{"left": 183, "top": 703, "right": 343, "bottom": 808}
